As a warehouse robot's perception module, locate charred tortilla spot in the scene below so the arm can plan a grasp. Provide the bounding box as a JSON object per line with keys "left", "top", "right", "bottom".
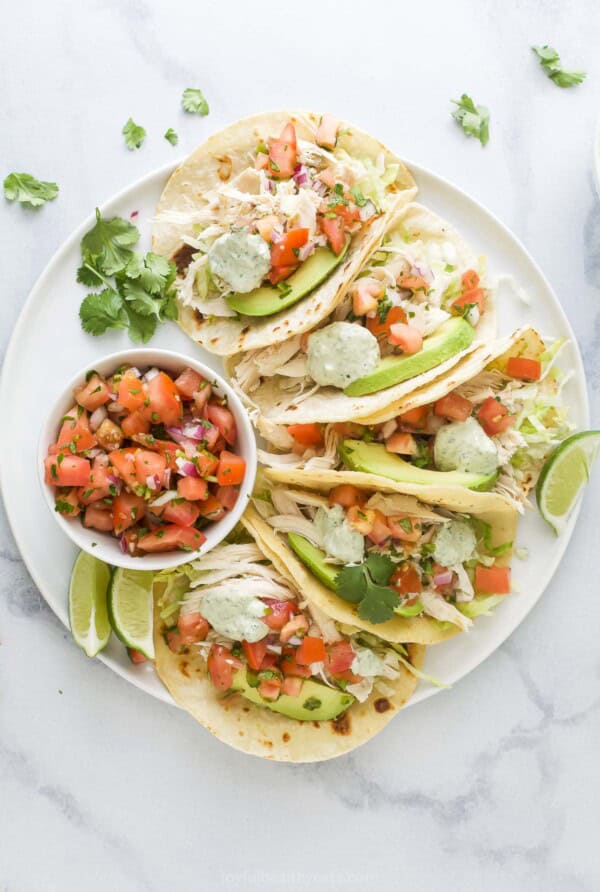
{"left": 194, "top": 309, "right": 205, "bottom": 324}
{"left": 260, "top": 739, "right": 273, "bottom": 749}
{"left": 216, "top": 154, "right": 233, "bottom": 181}
{"left": 179, "top": 660, "right": 190, "bottom": 678}
{"left": 331, "top": 712, "right": 351, "bottom": 735}
{"left": 374, "top": 697, "right": 392, "bottom": 714}
{"left": 312, "top": 721, "right": 320, "bottom": 729}
{"left": 240, "top": 326, "right": 250, "bottom": 335}
{"left": 172, "top": 243, "right": 196, "bottom": 275}
{"left": 242, "top": 706, "right": 250, "bottom": 713}
{"left": 282, "top": 733, "right": 290, "bottom": 743}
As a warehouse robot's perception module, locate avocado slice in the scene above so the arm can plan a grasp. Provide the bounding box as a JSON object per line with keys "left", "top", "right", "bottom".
{"left": 339, "top": 440, "right": 498, "bottom": 492}
{"left": 231, "top": 668, "right": 354, "bottom": 721}
{"left": 343, "top": 317, "right": 475, "bottom": 397}
{"left": 225, "top": 244, "right": 348, "bottom": 317}
{"left": 287, "top": 533, "right": 339, "bottom": 591}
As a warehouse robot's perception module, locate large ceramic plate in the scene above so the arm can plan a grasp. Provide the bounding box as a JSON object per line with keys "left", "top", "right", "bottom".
{"left": 0, "top": 160, "right": 589, "bottom": 707}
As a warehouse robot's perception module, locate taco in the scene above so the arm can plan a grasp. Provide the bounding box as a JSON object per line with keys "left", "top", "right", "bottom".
{"left": 226, "top": 202, "right": 496, "bottom": 422}
{"left": 154, "top": 522, "right": 425, "bottom": 762}
{"left": 250, "top": 468, "right": 518, "bottom": 645}
{"left": 152, "top": 110, "right": 416, "bottom": 356}
{"left": 255, "top": 327, "right": 572, "bottom": 508}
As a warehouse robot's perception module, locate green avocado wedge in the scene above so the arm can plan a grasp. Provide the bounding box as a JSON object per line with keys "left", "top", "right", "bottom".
{"left": 225, "top": 243, "right": 348, "bottom": 317}
{"left": 231, "top": 668, "right": 354, "bottom": 721}
{"left": 343, "top": 316, "right": 475, "bottom": 397}
{"left": 287, "top": 533, "right": 338, "bottom": 590}
{"left": 339, "top": 440, "right": 499, "bottom": 492}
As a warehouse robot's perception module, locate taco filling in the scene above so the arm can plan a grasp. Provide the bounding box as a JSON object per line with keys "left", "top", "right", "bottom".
{"left": 252, "top": 481, "right": 514, "bottom": 633}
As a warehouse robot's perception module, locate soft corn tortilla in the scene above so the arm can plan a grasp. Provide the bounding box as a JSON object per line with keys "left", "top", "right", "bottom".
{"left": 152, "top": 110, "right": 416, "bottom": 356}
{"left": 253, "top": 468, "right": 518, "bottom": 646}
{"left": 226, "top": 203, "right": 498, "bottom": 423}
{"left": 153, "top": 514, "right": 424, "bottom": 763}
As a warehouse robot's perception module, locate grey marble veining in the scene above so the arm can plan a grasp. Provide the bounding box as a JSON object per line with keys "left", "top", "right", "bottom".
{"left": 2, "top": 1, "right": 600, "bottom": 889}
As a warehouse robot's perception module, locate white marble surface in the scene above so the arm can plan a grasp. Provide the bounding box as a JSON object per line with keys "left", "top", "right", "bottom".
{"left": 2, "top": 1, "right": 600, "bottom": 889}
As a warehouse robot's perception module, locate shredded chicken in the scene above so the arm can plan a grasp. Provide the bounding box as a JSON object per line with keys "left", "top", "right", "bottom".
{"left": 419, "top": 590, "right": 473, "bottom": 631}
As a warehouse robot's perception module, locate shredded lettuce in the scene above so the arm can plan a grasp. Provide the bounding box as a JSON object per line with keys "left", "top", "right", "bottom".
{"left": 458, "top": 594, "right": 505, "bottom": 618}
{"left": 470, "top": 517, "right": 513, "bottom": 557}
{"left": 355, "top": 157, "right": 400, "bottom": 211}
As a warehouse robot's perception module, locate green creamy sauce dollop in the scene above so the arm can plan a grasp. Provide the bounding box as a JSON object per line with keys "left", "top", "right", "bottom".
{"left": 199, "top": 587, "right": 268, "bottom": 642}
{"left": 433, "top": 519, "right": 477, "bottom": 567}
{"left": 315, "top": 504, "right": 364, "bottom": 564}
{"left": 208, "top": 229, "right": 271, "bottom": 293}
{"left": 434, "top": 416, "right": 499, "bottom": 475}
{"left": 307, "top": 322, "right": 380, "bottom": 388}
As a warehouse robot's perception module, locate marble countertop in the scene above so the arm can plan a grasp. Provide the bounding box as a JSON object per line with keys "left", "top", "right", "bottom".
{"left": 2, "top": 1, "right": 599, "bottom": 889}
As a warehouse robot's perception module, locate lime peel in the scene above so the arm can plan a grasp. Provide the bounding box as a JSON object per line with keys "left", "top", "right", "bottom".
{"left": 536, "top": 431, "right": 600, "bottom": 534}
{"left": 69, "top": 552, "right": 112, "bottom": 658}
{"left": 108, "top": 568, "right": 155, "bottom": 659}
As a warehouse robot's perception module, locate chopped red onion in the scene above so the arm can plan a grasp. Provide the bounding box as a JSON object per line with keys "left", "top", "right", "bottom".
{"left": 150, "top": 489, "right": 179, "bottom": 508}
{"left": 143, "top": 368, "right": 160, "bottom": 383}
{"left": 86, "top": 447, "right": 104, "bottom": 460}
{"left": 175, "top": 456, "right": 199, "bottom": 477}
{"left": 89, "top": 406, "right": 108, "bottom": 432}
{"left": 146, "top": 474, "right": 161, "bottom": 491}
{"left": 293, "top": 164, "right": 309, "bottom": 186}
{"left": 297, "top": 241, "right": 314, "bottom": 263}
{"left": 119, "top": 535, "right": 128, "bottom": 554}
{"left": 181, "top": 421, "right": 213, "bottom": 441}
{"left": 410, "top": 262, "right": 433, "bottom": 284}
{"left": 163, "top": 468, "right": 172, "bottom": 489}
{"left": 107, "top": 401, "right": 125, "bottom": 414}
{"left": 433, "top": 570, "right": 453, "bottom": 587}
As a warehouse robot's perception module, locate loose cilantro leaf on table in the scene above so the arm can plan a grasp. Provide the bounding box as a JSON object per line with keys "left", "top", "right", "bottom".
{"left": 451, "top": 94, "right": 490, "bottom": 147}
{"left": 80, "top": 208, "right": 140, "bottom": 276}
{"left": 164, "top": 128, "right": 179, "bottom": 145}
{"left": 532, "top": 45, "right": 586, "bottom": 88}
{"left": 80, "top": 289, "right": 128, "bottom": 335}
{"left": 3, "top": 172, "right": 59, "bottom": 207}
{"left": 182, "top": 88, "right": 209, "bottom": 116}
{"left": 122, "top": 118, "right": 147, "bottom": 150}
{"left": 335, "top": 553, "right": 400, "bottom": 623}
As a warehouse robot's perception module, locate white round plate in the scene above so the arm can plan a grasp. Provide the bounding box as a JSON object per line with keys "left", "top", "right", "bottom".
{"left": 0, "top": 160, "right": 589, "bottom": 707}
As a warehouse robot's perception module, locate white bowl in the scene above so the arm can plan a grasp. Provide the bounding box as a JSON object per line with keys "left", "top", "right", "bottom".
{"left": 38, "top": 348, "right": 257, "bottom": 571}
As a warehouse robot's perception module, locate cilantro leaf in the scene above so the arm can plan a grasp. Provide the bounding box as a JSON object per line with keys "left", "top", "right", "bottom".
{"left": 164, "top": 128, "right": 179, "bottom": 145}
{"left": 81, "top": 209, "right": 140, "bottom": 276}
{"left": 3, "top": 172, "right": 59, "bottom": 207}
{"left": 532, "top": 45, "right": 586, "bottom": 88}
{"left": 335, "top": 564, "right": 367, "bottom": 603}
{"left": 79, "top": 289, "right": 128, "bottom": 335}
{"left": 181, "top": 88, "right": 209, "bottom": 116}
{"left": 335, "top": 554, "right": 400, "bottom": 623}
{"left": 138, "top": 252, "right": 175, "bottom": 294}
{"left": 357, "top": 584, "right": 399, "bottom": 624}
{"left": 76, "top": 262, "right": 107, "bottom": 287}
{"left": 125, "top": 306, "right": 157, "bottom": 343}
{"left": 451, "top": 94, "right": 490, "bottom": 147}
{"left": 122, "top": 118, "right": 146, "bottom": 150}
{"left": 364, "top": 552, "right": 396, "bottom": 585}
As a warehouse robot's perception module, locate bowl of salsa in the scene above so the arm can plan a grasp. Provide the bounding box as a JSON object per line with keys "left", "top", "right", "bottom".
{"left": 39, "top": 349, "right": 257, "bottom": 570}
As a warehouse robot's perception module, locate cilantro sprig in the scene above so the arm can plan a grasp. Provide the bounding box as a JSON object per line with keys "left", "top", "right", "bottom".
{"left": 532, "top": 45, "right": 586, "bottom": 88}
{"left": 3, "top": 172, "right": 59, "bottom": 207}
{"left": 78, "top": 209, "right": 177, "bottom": 343}
{"left": 181, "top": 88, "right": 209, "bottom": 116}
{"left": 335, "top": 553, "right": 400, "bottom": 624}
{"left": 451, "top": 94, "right": 490, "bottom": 147}
{"left": 122, "top": 118, "right": 146, "bottom": 150}
{"left": 164, "top": 128, "right": 179, "bottom": 146}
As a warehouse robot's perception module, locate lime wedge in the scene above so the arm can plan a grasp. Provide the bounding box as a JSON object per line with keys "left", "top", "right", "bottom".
{"left": 536, "top": 430, "right": 600, "bottom": 534}
{"left": 108, "top": 568, "right": 155, "bottom": 659}
{"left": 69, "top": 552, "right": 112, "bottom": 657}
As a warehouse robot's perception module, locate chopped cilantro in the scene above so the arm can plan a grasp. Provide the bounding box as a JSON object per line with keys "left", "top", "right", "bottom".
{"left": 164, "top": 128, "right": 179, "bottom": 145}
{"left": 451, "top": 94, "right": 490, "bottom": 147}
{"left": 122, "top": 118, "right": 146, "bottom": 150}
{"left": 181, "top": 88, "right": 209, "bottom": 116}
{"left": 350, "top": 186, "right": 367, "bottom": 207}
{"left": 532, "top": 45, "right": 585, "bottom": 88}
{"left": 4, "top": 172, "right": 59, "bottom": 208}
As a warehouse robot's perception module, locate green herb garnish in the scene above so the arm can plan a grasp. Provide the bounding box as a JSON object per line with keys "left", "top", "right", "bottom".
{"left": 335, "top": 553, "right": 400, "bottom": 624}
{"left": 122, "top": 118, "right": 146, "bottom": 150}
{"left": 181, "top": 88, "right": 209, "bottom": 116}
{"left": 164, "top": 128, "right": 179, "bottom": 146}
{"left": 451, "top": 94, "right": 490, "bottom": 147}
{"left": 532, "top": 45, "right": 586, "bottom": 88}
{"left": 4, "top": 172, "right": 59, "bottom": 207}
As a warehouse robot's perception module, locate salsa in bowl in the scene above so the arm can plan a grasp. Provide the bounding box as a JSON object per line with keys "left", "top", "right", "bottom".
{"left": 39, "top": 349, "right": 257, "bottom": 570}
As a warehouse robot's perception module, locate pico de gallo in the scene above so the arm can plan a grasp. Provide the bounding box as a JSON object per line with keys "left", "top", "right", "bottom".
{"left": 44, "top": 364, "right": 247, "bottom": 555}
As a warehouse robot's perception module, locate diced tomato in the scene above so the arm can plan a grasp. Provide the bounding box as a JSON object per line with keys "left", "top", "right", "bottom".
{"left": 280, "top": 646, "right": 312, "bottom": 678}
{"left": 391, "top": 562, "right": 423, "bottom": 596}
{"left": 268, "top": 265, "right": 296, "bottom": 284}
{"left": 475, "top": 564, "right": 511, "bottom": 594}
{"left": 328, "top": 484, "right": 360, "bottom": 508}
{"left": 134, "top": 450, "right": 167, "bottom": 487}
{"left": 112, "top": 493, "right": 146, "bottom": 534}
{"left": 287, "top": 423, "right": 322, "bottom": 447}
{"left": 197, "top": 495, "right": 226, "bottom": 522}
{"left": 366, "top": 305, "right": 407, "bottom": 338}
{"left": 332, "top": 422, "right": 367, "bottom": 438}
{"left": 121, "top": 409, "right": 151, "bottom": 438}
{"left": 396, "top": 274, "right": 429, "bottom": 292}
{"left": 477, "top": 397, "right": 516, "bottom": 436}
{"left": 268, "top": 123, "right": 297, "bottom": 178}
{"left": 385, "top": 432, "right": 417, "bottom": 455}
{"left": 388, "top": 322, "right": 423, "bottom": 354}
{"left": 462, "top": 269, "right": 480, "bottom": 291}
{"left": 109, "top": 448, "right": 139, "bottom": 488}
{"left": 162, "top": 500, "right": 201, "bottom": 527}
{"left": 347, "top": 505, "right": 376, "bottom": 535}
{"left": 128, "top": 648, "right": 148, "bottom": 664}
{"left": 506, "top": 357, "right": 542, "bottom": 382}
{"left": 388, "top": 515, "right": 422, "bottom": 542}
{"left": 259, "top": 653, "right": 279, "bottom": 671}
{"left": 193, "top": 383, "right": 212, "bottom": 413}
{"left": 328, "top": 197, "right": 361, "bottom": 227}
{"left": 177, "top": 477, "right": 208, "bottom": 501}
{"left": 206, "top": 404, "right": 237, "bottom": 446}
{"left": 281, "top": 676, "right": 303, "bottom": 697}
{"left": 165, "top": 629, "right": 184, "bottom": 653}
{"left": 270, "top": 228, "right": 309, "bottom": 267}
{"left": 316, "top": 113, "right": 340, "bottom": 149}
{"left": 52, "top": 407, "right": 96, "bottom": 454}
{"left": 79, "top": 456, "right": 112, "bottom": 504}
{"left": 397, "top": 404, "right": 430, "bottom": 429}
{"left": 435, "top": 392, "right": 473, "bottom": 422}
{"left": 295, "top": 636, "right": 326, "bottom": 665}
{"left": 242, "top": 639, "right": 268, "bottom": 671}
{"left": 207, "top": 644, "right": 243, "bottom": 691}
{"left": 452, "top": 289, "right": 485, "bottom": 315}
{"left": 215, "top": 485, "right": 238, "bottom": 511}
{"left": 174, "top": 367, "right": 204, "bottom": 400}
{"left": 131, "top": 437, "right": 180, "bottom": 470}
{"left": 352, "top": 279, "right": 382, "bottom": 316}
{"left": 83, "top": 504, "right": 113, "bottom": 531}
{"left": 45, "top": 454, "right": 92, "bottom": 488}
{"left": 146, "top": 372, "right": 182, "bottom": 427}
{"left": 74, "top": 374, "right": 111, "bottom": 412}
{"left": 280, "top": 614, "right": 309, "bottom": 644}
{"left": 255, "top": 214, "right": 279, "bottom": 242}
{"left": 321, "top": 214, "right": 346, "bottom": 254}
{"left": 177, "top": 612, "right": 209, "bottom": 644}
{"left": 263, "top": 600, "right": 295, "bottom": 631}
{"left": 325, "top": 640, "right": 355, "bottom": 676}
{"left": 193, "top": 450, "right": 219, "bottom": 478}
{"left": 258, "top": 678, "right": 282, "bottom": 701}
{"left": 367, "top": 510, "right": 392, "bottom": 545}
{"left": 118, "top": 371, "right": 146, "bottom": 412}
{"left": 137, "top": 525, "right": 206, "bottom": 553}
{"left": 216, "top": 451, "right": 245, "bottom": 486}
{"left": 54, "top": 488, "right": 81, "bottom": 517}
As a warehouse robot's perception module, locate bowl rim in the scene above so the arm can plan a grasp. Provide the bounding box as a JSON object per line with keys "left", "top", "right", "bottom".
{"left": 37, "top": 346, "right": 257, "bottom": 571}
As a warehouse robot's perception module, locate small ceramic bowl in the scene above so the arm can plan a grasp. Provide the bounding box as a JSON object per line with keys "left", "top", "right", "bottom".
{"left": 38, "top": 348, "right": 257, "bottom": 571}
